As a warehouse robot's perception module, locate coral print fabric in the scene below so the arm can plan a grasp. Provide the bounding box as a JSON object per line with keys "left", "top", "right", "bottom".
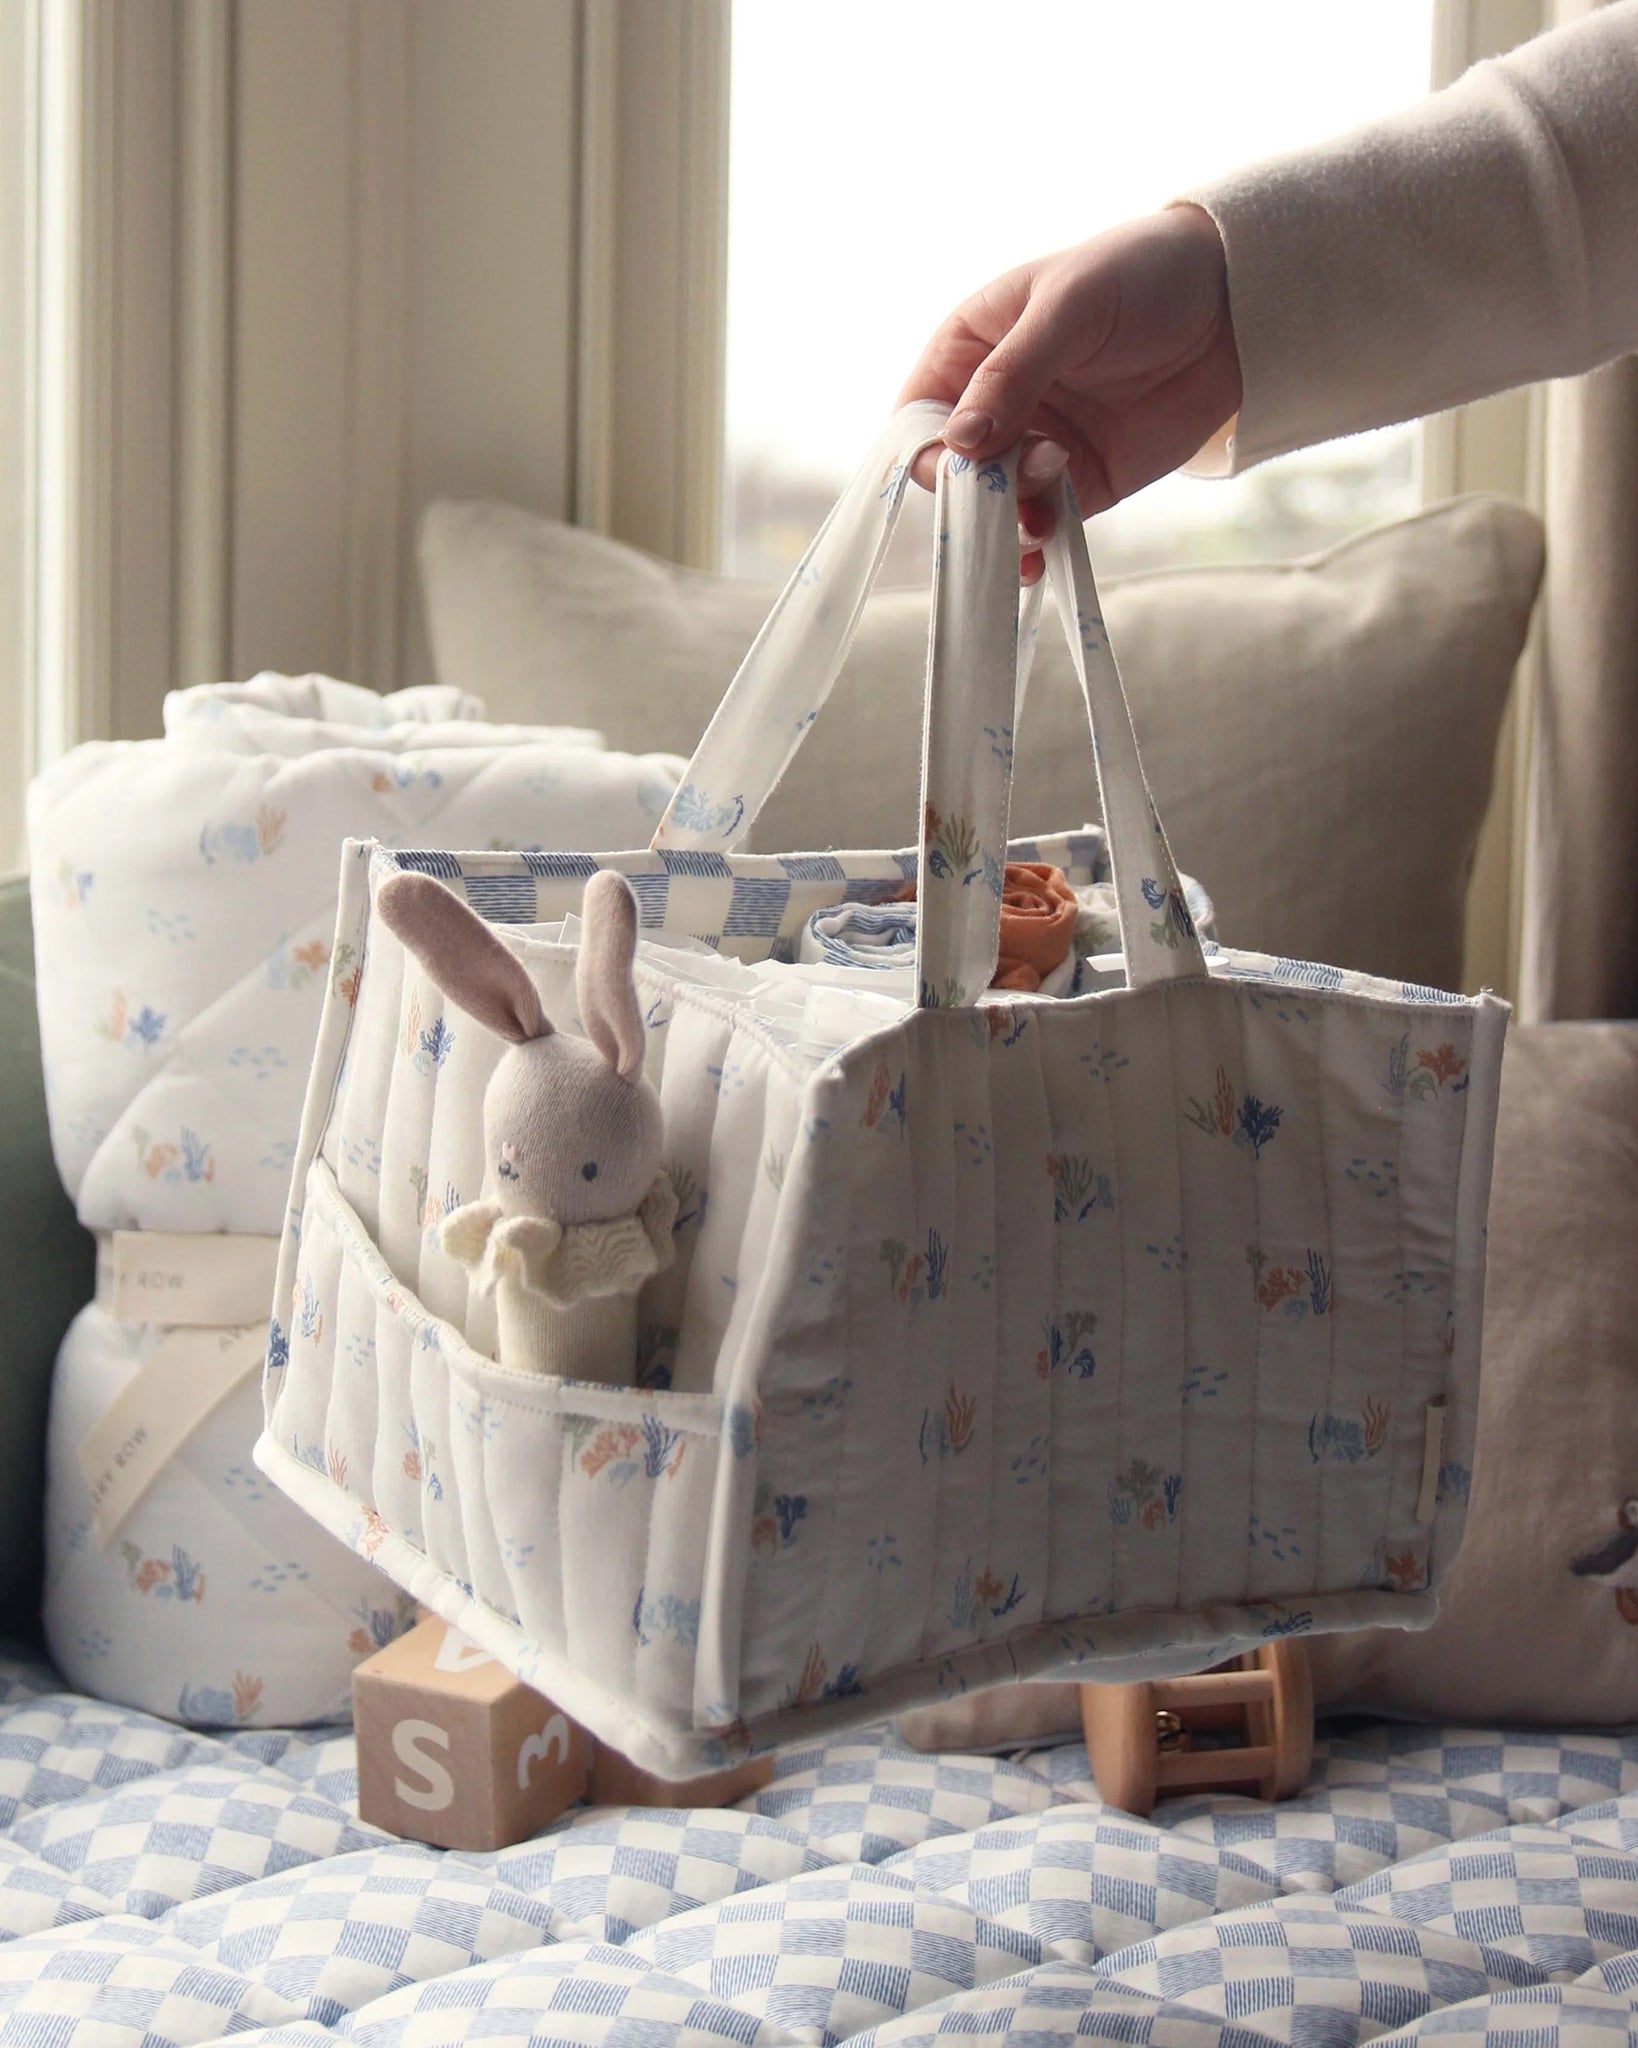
{"left": 27, "top": 674, "right": 684, "bottom": 1726}
{"left": 259, "top": 410, "right": 1508, "bottom": 1777}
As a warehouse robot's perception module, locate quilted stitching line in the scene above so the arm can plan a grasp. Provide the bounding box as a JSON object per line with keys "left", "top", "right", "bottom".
{"left": 1240, "top": 981, "right": 1263, "bottom": 1611}
{"left": 1313, "top": 1000, "right": 1343, "bottom": 1593}
{"left": 1165, "top": 985, "right": 1192, "bottom": 1620}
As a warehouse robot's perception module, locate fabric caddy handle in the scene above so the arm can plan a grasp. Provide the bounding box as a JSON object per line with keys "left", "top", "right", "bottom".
{"left": 652, "top": 400, "right": 1208, "bottom": 1005}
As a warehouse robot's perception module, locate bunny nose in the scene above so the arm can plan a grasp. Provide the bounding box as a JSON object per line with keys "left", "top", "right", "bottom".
{"left": 581, "top": 1161, "right": 599, "bottom": 1181}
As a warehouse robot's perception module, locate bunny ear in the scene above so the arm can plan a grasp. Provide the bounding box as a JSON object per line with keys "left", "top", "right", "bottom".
{"left": 576, "top": 870, "right": 646, "bottom": 1081}
{"left": 377, "top": 872, "right": 549, "bottom": 1046}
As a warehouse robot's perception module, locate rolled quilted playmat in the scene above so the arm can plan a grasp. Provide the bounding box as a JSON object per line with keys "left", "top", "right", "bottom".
{"left": 30, "top": 674, "right": 685, "bottom": 1725}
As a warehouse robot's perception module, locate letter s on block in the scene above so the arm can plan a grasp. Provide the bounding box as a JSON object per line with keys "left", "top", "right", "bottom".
{"left": 392, "top": 1718, "right": 455, "bottom": 1811}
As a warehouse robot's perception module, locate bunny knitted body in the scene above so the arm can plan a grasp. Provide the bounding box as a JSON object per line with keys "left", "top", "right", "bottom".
{"left": 377, "top": 868, "right": 674, "bottom": 1387}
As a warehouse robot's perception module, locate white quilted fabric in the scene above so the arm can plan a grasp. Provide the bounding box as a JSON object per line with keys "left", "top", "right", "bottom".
{"left": 0, "top": 1649, "right": 1635, "bottom": 2048}
{"left": 27, "top": 676, "right": 685, "bottom": 1727}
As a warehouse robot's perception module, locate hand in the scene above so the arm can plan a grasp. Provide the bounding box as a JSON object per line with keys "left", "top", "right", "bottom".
{"left": 897, "top": 205, "right": 1241, "bottom": 578}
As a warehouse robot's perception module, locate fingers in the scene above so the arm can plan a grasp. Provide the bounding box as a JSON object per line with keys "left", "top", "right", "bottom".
{"left": 943, "top": 286, "right": 1087, "bottom": 459}
{"left": 1019, "top": 493, "right": 1054, "bottom": 587}
{"left": 908, "top": 432, "right": 1068, "bottom": 496}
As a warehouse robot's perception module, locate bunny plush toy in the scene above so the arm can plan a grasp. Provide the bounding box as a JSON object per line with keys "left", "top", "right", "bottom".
{"left": 376, "top": 868, "right": 676, "bottom": 1387}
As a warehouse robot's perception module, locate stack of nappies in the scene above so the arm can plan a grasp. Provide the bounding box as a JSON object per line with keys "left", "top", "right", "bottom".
{"left": 29, "top": 674, "right": 683, "bottom": 1726}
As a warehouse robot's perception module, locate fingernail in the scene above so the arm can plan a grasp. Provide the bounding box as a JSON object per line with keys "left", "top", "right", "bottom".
{"left": 946, "top": 408, "right": 993, "bottom": 450}
{"left": 1020, "top": 439, "right": 1069, "bottom": 487}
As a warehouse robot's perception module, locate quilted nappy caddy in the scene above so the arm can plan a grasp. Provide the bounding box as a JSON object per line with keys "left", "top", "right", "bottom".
{"left": 256, "top": 403, "right": 1508, "bottom": 1777}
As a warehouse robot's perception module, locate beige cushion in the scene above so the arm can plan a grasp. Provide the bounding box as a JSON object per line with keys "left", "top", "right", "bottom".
{"left": 1307, "top": 1022, "right": 1638, "bottom": 1726}
{"left": 419, "top": 495, "right": 1543, "bottom": 989}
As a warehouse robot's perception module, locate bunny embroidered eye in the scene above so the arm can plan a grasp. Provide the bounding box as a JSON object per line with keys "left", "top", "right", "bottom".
{"left": 497, "top": 1142, "right": 520, "bottom": 1182}
{"left": 581, "top": 1161, "right": 599, "bottom": 1181}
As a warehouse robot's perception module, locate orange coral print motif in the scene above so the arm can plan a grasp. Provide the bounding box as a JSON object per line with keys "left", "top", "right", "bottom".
{"left": 1417, "top": 1044, "right": 1467, "bottom": 1087}
{"left": 1257, "top": 1267, "right": 1305, "bottom": 1312}
{"left": 580, "top": 1425, "right": 640, "bottom": 1479}
{"left": 945, "top": 1388, "right": 977, "bottom": 1452}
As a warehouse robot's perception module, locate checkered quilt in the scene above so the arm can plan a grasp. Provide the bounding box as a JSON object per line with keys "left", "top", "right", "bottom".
{"left": 0, "top": 1650, "right": 1634, "bottom": 2048}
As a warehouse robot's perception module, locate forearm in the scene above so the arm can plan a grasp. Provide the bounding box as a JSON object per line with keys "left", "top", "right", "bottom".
{"left": 1185, "top": 2, "right": 1638, "bottom": 471}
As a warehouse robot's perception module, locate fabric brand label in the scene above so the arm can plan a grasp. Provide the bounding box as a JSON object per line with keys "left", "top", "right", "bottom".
{"left": 95, "top": 1229, "right": 282, "bottom": 1328}
{"left": 1416, "top": 1397, "right": 1447, "bottom": 1526}
{"left": 78, "top": 1324, "right": 266, "bottom": 1545}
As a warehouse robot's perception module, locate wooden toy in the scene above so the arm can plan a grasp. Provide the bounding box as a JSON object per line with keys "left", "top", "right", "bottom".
{"left": 353, "top": 1616, "right": 587, "bottom": 1849}
{"left": 1079, "top": 1638, "right": 1313, "bottom": 1817}
{"left": 590, "top": 1742, "right": 775, "bottom": 1809}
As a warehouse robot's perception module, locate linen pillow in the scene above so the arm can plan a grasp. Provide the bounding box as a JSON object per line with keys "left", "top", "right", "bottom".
{"left": 419, "top": 495, "right": 1544, "bottom": 990}
{"left": 0, "top": 873, "right": 94, "bottom": 1640}
{"left": 1307, "top": 1021, "right": 1638, "bottom": 1726}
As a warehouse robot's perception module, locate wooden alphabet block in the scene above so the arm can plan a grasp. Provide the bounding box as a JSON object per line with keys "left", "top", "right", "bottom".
{"left": 353, "top": 1617, "right": 587, "bottom": 1849}
{"left": 590, "top": 1741, "right": 775, "bottom": 1810}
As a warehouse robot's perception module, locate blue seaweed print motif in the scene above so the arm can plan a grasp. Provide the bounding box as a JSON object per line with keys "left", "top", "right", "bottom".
{"left": 1109, "top": 1460, "right": 1181, "bottom": 1528}
{"left": 669, "top": 783, "right": 746, "bottom": 838}
{"left": 640, "top": 1416, "right": 684, "bottom": 1479}
{"left": 1308, "top": 1398, "right": 1390, "bottom": 1464}
{"left": 179, "top": 1128, "right": 212, "bottom": 1182}
{"left": 177, "top": 1683, "right": 239, "bottom": 1724}
{"left": 1051, "top": 1155, "right": 1113, "bottom": 1222}
{"left": 414, "top": 1018, "right": 456, "bottom": 1076}
{"left": 1185, "top": 1068, "right": 1282, "bottom": 1156}
{"left": 1140, "top": 875, "right": 1195, "bottom": 948}
{"left": 165, "top": 1547, "right": 206, "bottom": 1602}
{"left": 266, "top": 1318, "right": 289, "bottom": 1377}
{"left": 1237, "top": 1096, "right": 1283, "bottom": 1158}
{"left": 879, "top": 461, "right": 906, "bottom": 501}
{"left": 297, "top": 1278, "right": 323, "bottom": 1342}
{"left": 128, "top": 1006, "right": 166, "bottom": 1048}
{"left": 632, "top": 1588, "right": 702, "bottom": 1649}
{"left": 351, "top": 1599, "right": 407, "bottom": 1653}
{"left": 924, "top": 1229, "right": 948, "bottom": 1301}
{"left": 774, "top": 1494, "right": 808, "bottom": 1544}
{"left": 1040, "top": 1311, "right": 1097, "bottom": 1381}
{"left": 727, "top": 1403, "right": 757, "bottom": 1459}
{"left": 977, "top": 461, "right": 1008, "bottom": 493}
{"left": 1438, "top": 1461, "right": 1473, "bottom": 1502}
{"left": 1306, "top": 1250, "right": 1333, "bottom": 1317}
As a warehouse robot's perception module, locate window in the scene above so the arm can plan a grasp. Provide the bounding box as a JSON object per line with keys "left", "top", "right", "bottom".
{"left": 0, "top": 3, "right": 30, "bottom": 870}
{"left": 724, "top": 0, "right": 1436, "bottom": 587}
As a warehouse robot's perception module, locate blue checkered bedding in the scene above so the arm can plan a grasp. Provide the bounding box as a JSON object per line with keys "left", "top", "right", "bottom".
{"left": 0, "top": 1652, "right": 1635, "bottom": 2047}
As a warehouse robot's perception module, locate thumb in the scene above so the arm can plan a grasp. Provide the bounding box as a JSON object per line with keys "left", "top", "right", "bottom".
{"left": 943, "top": 297, "right": 1079, "bottom": 457}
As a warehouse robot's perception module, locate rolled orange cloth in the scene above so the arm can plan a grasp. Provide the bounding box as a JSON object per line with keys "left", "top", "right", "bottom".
{"left": 896, "top": 861, "right": 1078, "bottom": 992}
{"left": 994, "top": 862, "right": 1079, "bottom": 991}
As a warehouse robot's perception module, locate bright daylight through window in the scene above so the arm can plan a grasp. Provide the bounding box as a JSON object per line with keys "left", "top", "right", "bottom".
{"left": 724, "top": 0, "right": 1436, "bottom": 586}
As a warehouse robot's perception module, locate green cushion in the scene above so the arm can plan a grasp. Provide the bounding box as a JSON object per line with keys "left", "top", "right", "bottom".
{"left": 0, "top": 874, "right": 93, "bottom": 1639}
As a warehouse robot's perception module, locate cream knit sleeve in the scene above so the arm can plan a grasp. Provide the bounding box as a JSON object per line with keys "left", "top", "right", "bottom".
{"left": 1184, "top": 2, "right": 1638, "bottom": 473}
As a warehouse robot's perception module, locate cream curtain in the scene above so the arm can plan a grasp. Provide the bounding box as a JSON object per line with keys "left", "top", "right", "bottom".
{"left": 1520, "top": 0, "right": 1638, "bottom": 1021}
